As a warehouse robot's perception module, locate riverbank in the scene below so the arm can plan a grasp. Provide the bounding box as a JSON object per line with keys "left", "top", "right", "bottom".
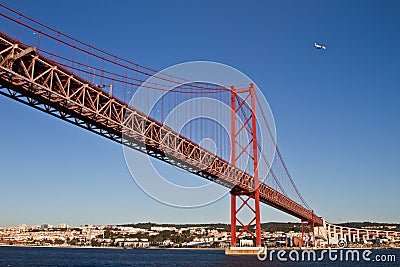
{"left": 0, "top": 244, "right": 122, "bottom": 249}
{"left": 0, "top": 244, "right": 226, "bottom": 250}
{"left": 1, "top": 243, "right": 399, "bottom": 251}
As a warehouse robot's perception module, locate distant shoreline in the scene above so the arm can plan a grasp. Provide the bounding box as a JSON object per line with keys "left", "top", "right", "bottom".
{"left": 0, "top": 244, "right": 122, "bottom": 249}
{"left": 0, "top": 244, "right": 225, "bottom": 250}
{"left": 1, "top": 244, "right": 398, "bottom": 251}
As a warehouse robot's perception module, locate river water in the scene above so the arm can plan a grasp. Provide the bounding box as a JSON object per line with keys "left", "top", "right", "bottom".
{"left": 0, "top": 246, "right": 399, "bottom": 266}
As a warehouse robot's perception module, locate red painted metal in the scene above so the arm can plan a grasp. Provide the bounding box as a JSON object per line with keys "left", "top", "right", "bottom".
{"left": 3, "top": 5, "right": 400, "bottom": 247}
{"left": 311, "top": 210, "right": 315, "bottom": 245}
{"left": 301, "top": 210, "right": 315, "bottom": 247}
{"left": 230, "top": 86, "right": 237, "bottom": 247}
{"left": 250, "top": 84, "right": 261, "bottom": 247}
{"left": 229, "top": 84, "right": 262, "bottom": 247}
{"left": 0, "top": 29, "right": 323, "bottom": 230}
{"left": 230, "top": 193, "right": 237, "bottom": 247}
{"left": 301, "top": 221, "right": 305, "bottom": 246}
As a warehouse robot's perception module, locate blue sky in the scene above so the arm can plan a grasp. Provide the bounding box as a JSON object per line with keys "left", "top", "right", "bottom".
{"left": 0, "top": 0, "right": 399, "bottom": 227}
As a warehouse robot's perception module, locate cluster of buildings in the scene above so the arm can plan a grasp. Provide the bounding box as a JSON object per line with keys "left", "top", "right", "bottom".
{"left": 1, "top": 223, "right": 399, "bottom": 249}
{"left": 0, "top": 223, "right": 294, "bottom": 248}
{"left": 0, "top": 224, "right": 108, "bottom": 247}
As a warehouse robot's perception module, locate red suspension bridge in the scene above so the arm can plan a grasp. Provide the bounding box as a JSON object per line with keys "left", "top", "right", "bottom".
{"left": 1, "top": 4, "right": 399, "bottom": 250}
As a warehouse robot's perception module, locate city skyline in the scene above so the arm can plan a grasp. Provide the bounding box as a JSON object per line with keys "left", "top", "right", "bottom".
{"left": 2, "top": 221, "right": 399, "bottom": 250}
{"left": 0, "top": 0, "right": 399, "bottom": 227}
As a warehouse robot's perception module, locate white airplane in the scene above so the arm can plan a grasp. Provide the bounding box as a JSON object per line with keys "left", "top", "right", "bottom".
{"left": 314, "top": 42, "right": 326, "bottom": 50}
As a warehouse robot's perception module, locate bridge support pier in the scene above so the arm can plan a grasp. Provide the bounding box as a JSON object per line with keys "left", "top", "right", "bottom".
{"left": 301, "top": 211, "right": 315, "bottom": 248}
{"left": 230, "top": 187, "right": 261, "bottom": 247}
{"left": 229, "top": 84, "right": 261, "bottom": 247}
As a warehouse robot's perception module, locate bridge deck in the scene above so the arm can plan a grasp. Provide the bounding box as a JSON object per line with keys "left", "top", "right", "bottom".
{"left": 0, "top": 31, "right": 323, "bottom": 226}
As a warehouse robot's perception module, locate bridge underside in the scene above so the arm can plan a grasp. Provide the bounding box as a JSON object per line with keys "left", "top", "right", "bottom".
{"left": 0, "top": 31, "right": 323, "bottom": 227}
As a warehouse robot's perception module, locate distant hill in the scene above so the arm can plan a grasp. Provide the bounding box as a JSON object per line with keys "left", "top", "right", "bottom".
{"left": 118, "top": 222, "right": 400, "bottom": 232}
{"left": 338, "top": 222, "right": 400, "bottom": 231}
{"left": 118, "top": 222, "right": 303, "bottom": 232}
{"left": 118, "top": 222, "right": 231, "bottom": 231}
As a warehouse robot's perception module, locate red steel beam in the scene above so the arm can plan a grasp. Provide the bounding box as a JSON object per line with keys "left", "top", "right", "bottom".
{"left": 0, "top": 31, "right": 323, "bottom": 227}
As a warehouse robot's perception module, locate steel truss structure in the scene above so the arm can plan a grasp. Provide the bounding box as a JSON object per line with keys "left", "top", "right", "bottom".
{"left": 0, "top": 32, "right": 323, "bottom": 239}
{"left": 230, "top": 84, "right": 262, "bottom": 246}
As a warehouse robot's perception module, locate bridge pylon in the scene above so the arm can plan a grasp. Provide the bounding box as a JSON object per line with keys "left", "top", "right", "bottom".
{"left": 230, "top": 84, "right": 261, "bottom": 247}
{"left": 301, "top": 210, "right": 316, "bottom": 248}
